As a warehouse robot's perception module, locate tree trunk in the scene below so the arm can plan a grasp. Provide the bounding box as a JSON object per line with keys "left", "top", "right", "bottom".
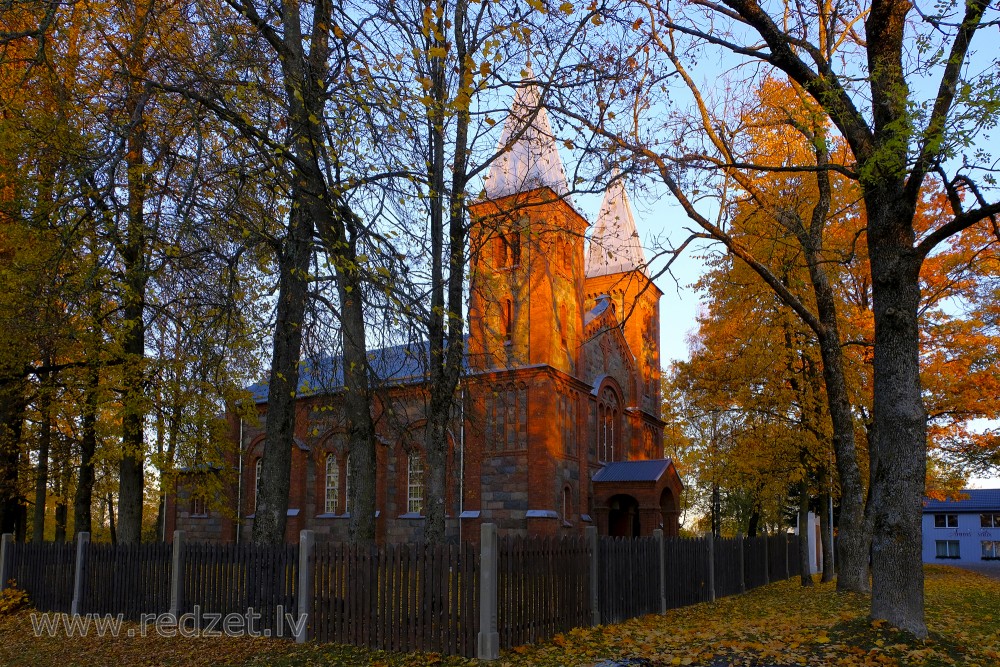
{"left": 117, "top": 87, "right": 150, "bottom": 545}
{"left": 0, "top": 379, "right": 27, "bottom": 536}
{"left": 74, "top": 365, "right": 99, "bottom": 537}
{"left": 107, "top": 493, "right": 116, "bottom": 544}
{"left": 808, "top": 268, "right": 870, "bottom": 593}
{"left": 798, "top": 478, "right": 813, "bottom": 586}
{"left": 32, "top": 368, "right": 53, "bottom": 542}
{"left": 819, "top": 468, "right": 835, "bottom": 583}
{"left": 422, "top": 0, "right": 471, "bottom": 545}
{"left": 866, "top": 195, "right": 927, "bottom": 636}
{"left": 252, "top": 203, "right": 312, "bottom": 544}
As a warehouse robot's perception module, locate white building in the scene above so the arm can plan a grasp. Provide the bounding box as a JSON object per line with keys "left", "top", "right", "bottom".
{"left": 922, "top": 489, "right": 1000, "bottom": 563}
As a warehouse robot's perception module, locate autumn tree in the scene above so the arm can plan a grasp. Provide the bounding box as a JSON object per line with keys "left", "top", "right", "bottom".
{"left": 558, "top": 0, "right": 1000, "bottom": 634}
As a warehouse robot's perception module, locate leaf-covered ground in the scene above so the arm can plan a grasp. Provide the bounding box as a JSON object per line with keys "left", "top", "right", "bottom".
{"left": 1, "top": 565, "right": 997, "bottom": 666}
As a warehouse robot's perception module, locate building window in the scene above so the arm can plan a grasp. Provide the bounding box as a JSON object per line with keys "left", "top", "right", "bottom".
{"left": 325, "top": 454, "right": 340, "bottom": 515}
{"left": 191, "top": 495, "right": 207, "bottom": 517}
{"left": 598, "top": 387, "right": 621, "bottom": 462}
{"left": 982, "top": 541, "right": 1000, "bottom": 560}
{"left": 254, "top": 458, "right": 262, "bottom": 510}
{"left": 486, "top": 383, "right": 528, "bottom": 452}
{"left": 935, "top": 540, "right": 960, "bottom": 559}
{"left": 496, "top": 232, "right": 520, "bottom": 268}
{"left": 503, "top": 299, "right": 513, "bottom": 342}
{"left": 981, "top": 514, "right": 1000, "bottom": 528}
{"left": 934, "top": 514, "right": 958, "bottom": 528}
{"left": 561, "top": 393, "right": 576, "bottom": 457}
{"left": 407, "top": 450, "right": 424, "bottom": 514}
{"left": 344, "top": 457, "right": 351, "bottom": 513}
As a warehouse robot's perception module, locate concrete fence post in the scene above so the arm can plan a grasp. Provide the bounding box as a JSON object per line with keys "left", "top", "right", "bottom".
{"left": 70, "top": 532, "right": 90, "bottom": 615}
{"left": 586, "top": 526, "right": 600, "bottom": 626}
{"left": 296, "top": 530, "right": 315, "bottom": 643}
{"left": 654, "top": 529, "right": 666, "bottom": 614}
{"left": 706, "top": 532, "right": 716, "bottom": 603}
{"left": 0, "top": 533, "right": 13, "bottom": 591}
{"left": 169, "top": 530, "right": 184, "bottom": 618}
{"left": 737, "top": 533, "right": 746, "bottom": 594}
{"left": 477, "top": 523, "right": 499, "bottom": 660}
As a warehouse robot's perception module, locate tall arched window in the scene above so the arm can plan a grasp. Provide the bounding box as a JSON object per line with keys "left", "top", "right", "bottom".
{"left": 407, "top": 450, "right": 424, "bottom": 514}
{"left": 254, "top": 458, "right": 262, "bottom": 509}
{"left": 598, "top": 387, "right": 621, "bottom": 462}
{"left": 325, "top": 453, "right": 340, "bottom": 514}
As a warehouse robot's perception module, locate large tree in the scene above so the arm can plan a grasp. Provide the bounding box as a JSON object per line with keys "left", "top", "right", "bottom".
{"left": 568, "top": 0, "right": 999, "bottom": 634}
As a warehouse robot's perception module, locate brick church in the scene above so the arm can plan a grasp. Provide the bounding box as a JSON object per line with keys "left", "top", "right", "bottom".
{"left": 165, "top": 76, "right": 683, "bottom": 544}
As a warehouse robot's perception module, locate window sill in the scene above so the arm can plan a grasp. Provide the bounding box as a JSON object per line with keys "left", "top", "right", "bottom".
{"left": 399, "top": 512, "right": 425, "bottom": 520}
{"left": 934, "top": 555, "right": 961, "bottom": 559}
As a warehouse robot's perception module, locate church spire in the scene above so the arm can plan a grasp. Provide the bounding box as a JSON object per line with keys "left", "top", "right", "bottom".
{"left": 482, "top": 68, "right": 570, "bottom": 200}
{"left": 585, "top": 173, "right": 648, "bottom": 278}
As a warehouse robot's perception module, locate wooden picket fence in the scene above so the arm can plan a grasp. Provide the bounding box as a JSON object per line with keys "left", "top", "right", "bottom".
{"left": 1, "top": 529, "right": 806, "bottom": 660}
{"left": 182, "top": 542, "right": 298, "bottom": 635}
{"left": 311, "top": 541, "right": 479, "bottom": 657}
{"left": 497, "top": 535, "right": 591, "bottom": 649}
{"left": 713, "top": 536, "right": 743, "bottom": 599}
{"left": 664, "top": 536, "right": 711, "bottom": 608}
{"left": 4, "top": 541, "right": 76, "bottom": 613}
{"left": 598, "top": 535, "right": 659, "bottom": 624}
{"left": 84, "top": 542, "right": 172, "bottom": 619}
{"left": 744, "top": 535, "right": 769, "bottom": 590}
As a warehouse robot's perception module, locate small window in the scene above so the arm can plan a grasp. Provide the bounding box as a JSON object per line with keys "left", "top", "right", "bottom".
{"left": 982, "top": 541, "right": 1000, "bottom": 560}
{"left": 191, "top": 495, "right": 207, "bottom": 517}
{"left": 562, "top": 486, "right": 572, "bottom": 524}
{"left": 407, "top": 451, "right": 424, "bottom": 514}
{"left": 325, "top": 454, "right": 340, "bottom": 515}
{"left": 935, "top": 540, "right": 960, "bottom": 559}
{"left": 981, "top": 514, "right": 1000, "bottom": 528}
{"left": 934, "top": 513, "right": 958, "bottom": 528}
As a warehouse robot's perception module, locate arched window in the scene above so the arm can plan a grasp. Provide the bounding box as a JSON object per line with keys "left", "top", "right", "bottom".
{"left": 407, "top": 450, "right": 424, "bottom": 514}
{"left": 503, "top": 299, "right": 513, "bottom": 342}
{"left": 598, "top": 387, "right": 621, "bottom": 462}
{"left": 254, "top": 458, "right": 262, "bottom": 509}
{"left": 325, "top": 453, "right": 340, "bottom": 514}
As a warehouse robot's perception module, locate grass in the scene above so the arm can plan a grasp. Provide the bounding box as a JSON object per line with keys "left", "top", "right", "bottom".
{"left": 1, "top": 565, "right": 998, "bottom": 666}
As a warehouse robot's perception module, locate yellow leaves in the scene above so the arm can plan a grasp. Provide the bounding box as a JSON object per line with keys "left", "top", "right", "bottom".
{"left": 0, "top": 583, "right": 29, "bottom": 616}
{"left": 559, "top": 1, "right": 575, "bottom": 13}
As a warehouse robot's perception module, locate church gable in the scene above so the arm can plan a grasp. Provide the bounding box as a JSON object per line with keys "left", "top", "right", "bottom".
{"left": 581, "top": 297, "right": 637, "bottom": 405}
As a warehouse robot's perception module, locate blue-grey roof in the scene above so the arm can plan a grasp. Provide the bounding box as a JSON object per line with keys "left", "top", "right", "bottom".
{"left": 592, "top": 459, "right": 672, "bottom": 483}
{"left": 249, "top": 341, "right": 463, "bottom": 404}
{"left": 923, "top": 489, "right": 1000, "bottom": 513}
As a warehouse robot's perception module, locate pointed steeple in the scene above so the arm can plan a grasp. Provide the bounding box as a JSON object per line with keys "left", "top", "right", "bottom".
{"left": 585, "top": 173, "right": 648, "bottom": 278}
{"left": 483, "top": 68, "right": 570, "bottom": 200}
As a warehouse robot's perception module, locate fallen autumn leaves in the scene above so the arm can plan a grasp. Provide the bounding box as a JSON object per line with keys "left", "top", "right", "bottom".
{"left": 0, "top": 565, "right": 997, "bottom": 666}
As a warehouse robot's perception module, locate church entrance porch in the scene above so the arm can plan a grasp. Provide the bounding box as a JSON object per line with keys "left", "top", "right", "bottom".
{"left": 592, "top": 459, "right": 684, "bottom": 537}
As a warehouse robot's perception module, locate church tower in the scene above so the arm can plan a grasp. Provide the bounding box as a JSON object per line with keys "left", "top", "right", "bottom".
{"left": 467, "top": 73, "right": 588, "bottom": 375}
{"left": 584, "top": 174, "right": 663, "bottom": 417}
